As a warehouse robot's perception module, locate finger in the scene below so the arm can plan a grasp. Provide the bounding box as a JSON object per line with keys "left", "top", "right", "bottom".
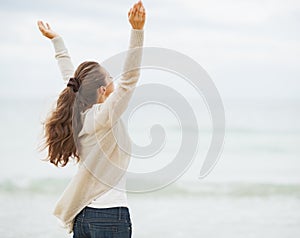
{"left": 139, "top": 10, "right": 145, "bottom": 20}
{"left": 138, "top": 1, "right": 144, "bottom": 9}
{"left": 37, "top": 20, "right": 42, "bottom": 29}
{"left": 138, "top": 5, "right": 144, "bottom": 13}
{"left": 37, "top": 20, "right": 43, "bottom": 29}
{"left": 128, "top": 8, "right": 132, "bottom": 17}
{"left": 132, "top": 5, "right": 136, "bottom": 14}
{"left": 134, "top": 4, "right": 140, "bottom": 13}
{"left": 133, "top": 3, "right": 139, "bottom": 11}
{"left": 138, "top": 9, "right": 143, "bottom": 16}
{"left": 46, "top": 23, "right": 51, "bottom": 30}
{"left": 139, "top": 2, "right": 145, "bottom": 10}
{"left": 128, "top": 11, "right": 132, "bottom": 18}
{"left": 38, "top": 21, "right": 46, "bottom": 32}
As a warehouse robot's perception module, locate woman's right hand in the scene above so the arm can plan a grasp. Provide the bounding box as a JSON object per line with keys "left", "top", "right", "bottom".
{"left": 37, "top": 20, "right": 59, "bottom": 39}
{"left": 128, "top": 0, "right": 146, "bottom": 30}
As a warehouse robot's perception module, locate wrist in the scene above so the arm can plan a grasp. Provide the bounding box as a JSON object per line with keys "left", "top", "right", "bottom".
{"left": 51, "top": 34, "right": 60, "bottom": 40}
{"left": 132, "top": 27, "right": 144, "bottom": 30}
{"left": 51, "top": 36, "right": 66, "bottom": 53}
{"left": 49, "top": 34, "right": 60, "bottom": 39}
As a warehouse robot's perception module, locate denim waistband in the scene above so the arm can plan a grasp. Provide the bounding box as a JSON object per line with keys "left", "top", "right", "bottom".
{"left": 76, "top": 206, "right": 130, "bottom": 221}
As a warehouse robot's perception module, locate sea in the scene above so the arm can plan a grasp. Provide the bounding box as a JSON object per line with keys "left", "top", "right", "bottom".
{"left": 0, "top": 96, "right": 299, "bottom": 238}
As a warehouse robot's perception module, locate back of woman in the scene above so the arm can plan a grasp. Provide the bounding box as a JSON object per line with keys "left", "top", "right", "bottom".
{"left": 38, "top": 1, "right": 146, "bottom": 237}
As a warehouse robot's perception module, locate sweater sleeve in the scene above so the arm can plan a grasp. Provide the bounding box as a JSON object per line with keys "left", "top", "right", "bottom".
{"left": 51, "top": 36, "right": 75, "bottom": 83}
{"left": 92, "top": 28, "right": 144, "bottom": 129}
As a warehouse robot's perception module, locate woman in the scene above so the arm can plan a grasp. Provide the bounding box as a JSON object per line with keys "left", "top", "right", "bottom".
{"left": 37, "top": 1, "right": 146, "bottom": 237}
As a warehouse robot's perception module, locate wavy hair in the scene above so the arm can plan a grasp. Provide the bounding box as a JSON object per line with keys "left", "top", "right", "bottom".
{"left": 40, "top": 61, "right": 108, "bottom": 167}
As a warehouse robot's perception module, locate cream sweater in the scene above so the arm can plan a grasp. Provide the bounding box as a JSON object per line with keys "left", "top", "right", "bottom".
{"left": 50, "top": 28, "right": 144, "bottom": 234}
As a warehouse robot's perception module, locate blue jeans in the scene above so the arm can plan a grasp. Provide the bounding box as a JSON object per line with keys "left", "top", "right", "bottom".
{"left": 73, "top": 206, "right": 132, "bottom": 238}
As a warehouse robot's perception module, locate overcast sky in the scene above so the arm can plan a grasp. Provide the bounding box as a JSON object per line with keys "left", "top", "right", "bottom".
{"left": 0, "top": 0, "right": 299, "bottom": 100}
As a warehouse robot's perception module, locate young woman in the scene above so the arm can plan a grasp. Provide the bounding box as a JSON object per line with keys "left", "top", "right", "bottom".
{"left": 37, "top": 1, "right": 146, "bottom": 237}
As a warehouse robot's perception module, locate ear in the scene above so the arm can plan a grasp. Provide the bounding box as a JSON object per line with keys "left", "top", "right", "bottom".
{"left": 98, "top": 86, "right": 106, "bottom": 95}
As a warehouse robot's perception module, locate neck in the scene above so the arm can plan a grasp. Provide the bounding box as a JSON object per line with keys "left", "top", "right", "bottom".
{"left": 97, "top": 95, "right": 106, "bottom": 104}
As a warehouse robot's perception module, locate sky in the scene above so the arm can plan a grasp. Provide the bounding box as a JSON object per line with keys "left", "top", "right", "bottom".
{"left": 0, "top": 0, "right": 299, "bottom": 183}
{"left": 0, "top": 0, "right": 299, "bottom": 100}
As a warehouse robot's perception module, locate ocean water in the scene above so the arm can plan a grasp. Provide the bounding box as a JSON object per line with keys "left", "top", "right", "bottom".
{"left": 0, "top": 96, "right": 299, "bottom": 237}
{"left": 0, "top": 179, "right": 299, "bottom": 238}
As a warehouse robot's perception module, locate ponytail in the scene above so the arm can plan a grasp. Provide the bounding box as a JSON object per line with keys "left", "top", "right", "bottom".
{"left": 39, "top": 61, "right": 107, "bottom": 167}
{"left": 41, "top": 87, "right": 79, "bottom": 167}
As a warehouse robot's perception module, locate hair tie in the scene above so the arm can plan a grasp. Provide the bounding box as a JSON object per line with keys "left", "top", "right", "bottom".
{"left": 67, "top": 77, "right": 81, "bottom": 93}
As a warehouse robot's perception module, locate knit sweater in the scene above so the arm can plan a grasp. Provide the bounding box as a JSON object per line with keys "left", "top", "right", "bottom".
{"left": 50, "top": 28, "right": 144, "bottom": 234}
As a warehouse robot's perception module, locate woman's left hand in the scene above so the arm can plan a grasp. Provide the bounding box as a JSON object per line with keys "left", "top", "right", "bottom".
{"left": 128, "top": 0, "right": 146, "bottom": 30}
{"left": 37, "top": 20, "right": 59, "bottom": 39}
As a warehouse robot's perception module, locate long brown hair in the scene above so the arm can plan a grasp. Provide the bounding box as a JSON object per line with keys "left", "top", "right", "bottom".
{"left": 40, "top": 61, "right": 108, "bottom": 167}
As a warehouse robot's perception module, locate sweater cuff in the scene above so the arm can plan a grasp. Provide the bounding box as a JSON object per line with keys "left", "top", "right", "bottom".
{"left": 51, "top": 36, "right": 67, "bottom": 53}
{"left": 130, "top": 28, "right": 144, "bottom": 48}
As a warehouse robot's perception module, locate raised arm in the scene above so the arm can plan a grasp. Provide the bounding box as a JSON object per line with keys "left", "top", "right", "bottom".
{"left": 37, "top": 20, "right": 75, "bottom": 83}
{"left": 91, "top": 1, "right": 146, "bottom": 130}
